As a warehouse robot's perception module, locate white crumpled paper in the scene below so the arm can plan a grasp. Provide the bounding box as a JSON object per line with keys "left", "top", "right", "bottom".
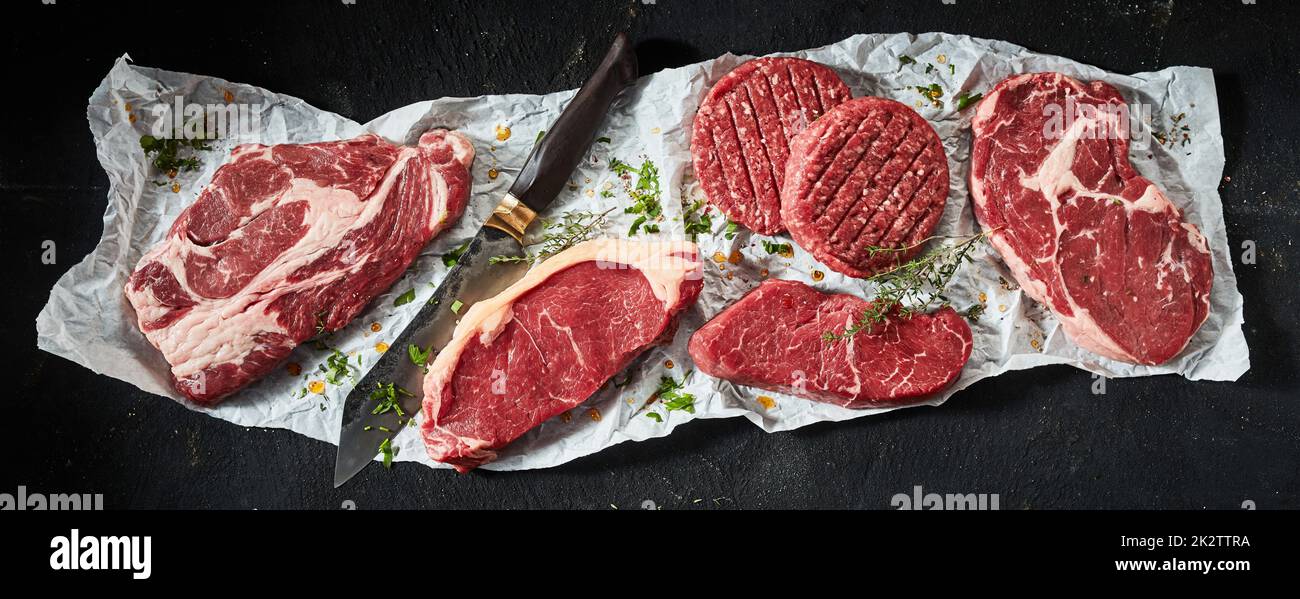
{"left": 37, "top": 33, "right": 1249, "bottom": 471}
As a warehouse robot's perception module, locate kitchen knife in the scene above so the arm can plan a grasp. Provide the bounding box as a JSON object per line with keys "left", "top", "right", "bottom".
{"left": 333, "top": 33, "right": 638, "bottom": 487}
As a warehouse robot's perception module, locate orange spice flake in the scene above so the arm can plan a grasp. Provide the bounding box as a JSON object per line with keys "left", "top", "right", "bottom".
{"left": 811, "top": 270, "right": 825, "bottom": 282}
{"left": 560, "top": 411, "right": 573, "bottom": 423}
{"left": 978, "top": 292, "right": 988, "bottom": 303}
{"left": 494, "top": 124, "right": 512, "bottom": 141}
{"left": 374, "top": 342, "right": 389, "bottom": 353}
{"left": 757, "top": 395, "right": 776, "bottom": 410}
{"left": 727, "top": 251, "right": 742, "bottom": 265}
{"left": 370, "top": 322, "right": 382, "bottom": 333}
{"left": 711, "top": 251, "right": 728, "bottom": 263}
{"left": 487, "top": 168, "right": 500, "bottom": 180}
{"left": 308, "top": 380, "right": 325, "bottom": 394}
{"left": 223, "top": 89, "right": 234, "bottom": 103}
{"left": 286, "top": 362, "right": 302, "bottom": 377}
{"left": 664, "top": 359, "right": 675, "bottom": 369}
{"left": 587, "top": 408, "right": 601, "bottom": 422}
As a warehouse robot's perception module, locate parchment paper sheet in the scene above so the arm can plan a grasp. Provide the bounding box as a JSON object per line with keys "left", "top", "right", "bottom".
{"left": 37, "top": 33, "right": 1249, "bottom": 471}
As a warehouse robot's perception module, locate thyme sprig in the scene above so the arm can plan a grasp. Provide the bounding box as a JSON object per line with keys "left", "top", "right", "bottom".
{"left": 490, "top": 207, "right": 614, "bottom": 265}
{"left": 823, "top": 229, "right": 995, "bottom": 342}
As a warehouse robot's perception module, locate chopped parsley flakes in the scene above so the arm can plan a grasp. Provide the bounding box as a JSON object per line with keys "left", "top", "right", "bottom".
{"left": 370, "top": 382, "right": 414, "bottom": 419}
{"left": 442, "top": 242, "right": 470, "bottom": 268}
{"left": 393, "top": 288, "right": 416, "bottom": 306}
{"left": 644, "top": 371, "right": 696, "bottom": 422}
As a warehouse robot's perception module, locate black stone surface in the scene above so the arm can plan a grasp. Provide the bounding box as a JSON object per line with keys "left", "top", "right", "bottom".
{"left": 2, "top": 0, "right": 1296, "bottom": 509}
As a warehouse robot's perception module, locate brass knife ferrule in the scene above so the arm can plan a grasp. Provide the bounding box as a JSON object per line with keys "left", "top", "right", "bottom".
{"left": 483, "top": 193, "right": 537, "bottom": 243}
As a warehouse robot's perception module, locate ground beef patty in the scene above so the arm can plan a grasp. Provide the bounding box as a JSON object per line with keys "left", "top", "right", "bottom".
{"left": 691, "top": 57, "right": 851, "bottom": 235}
{"left": 781, "top": 96, "right": 949, "bottom": 278}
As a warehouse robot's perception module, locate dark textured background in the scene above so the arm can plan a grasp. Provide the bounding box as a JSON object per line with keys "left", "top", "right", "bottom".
{"left": 2, "top": 0, "right": 1296, "bottom": 509}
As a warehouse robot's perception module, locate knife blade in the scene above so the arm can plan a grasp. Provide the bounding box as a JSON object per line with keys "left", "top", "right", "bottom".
{"left": 334, "top": 32, "right": 638, "bottom": 487}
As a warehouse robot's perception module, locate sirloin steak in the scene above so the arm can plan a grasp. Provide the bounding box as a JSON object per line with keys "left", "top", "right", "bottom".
{"left": 421, "top": 239, "right": 703, "bottom": 472}
{"left": 692, "top": 57, "right": 851, "bottom": 234}
{"left": 688, "top": 279, "right": 971, "bottom": 408}
{"left": 125, "top": 130, "right": 473, "bottom": 405}
{"left": 969, "top": 73, "right": 1213, "bottom": 364}
{"left": 781, "top": 96, "right": 950, "bottom": 278}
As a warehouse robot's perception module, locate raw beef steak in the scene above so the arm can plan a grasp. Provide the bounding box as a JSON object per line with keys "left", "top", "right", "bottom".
{"left": 688, "top": 279, "right": 971, "bottom": 408}
{"left": 125, "top": 130, "right": 474, "bottom": 405}
{"left": 781, "top": 96, "right": 950, "bottom": 278}
{"left": 421, "top": 240, "right": 703, "bottom": 472}
{"left": 692, "top": 57, "right": 851, "bottom": 234}
{"left": 969, "top": 72, "right": 1213, "bottom": 364}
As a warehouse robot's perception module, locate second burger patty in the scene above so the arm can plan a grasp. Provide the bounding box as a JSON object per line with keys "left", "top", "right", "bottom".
{"left": 781, "top": 96, "right": 951, "bottom": 278}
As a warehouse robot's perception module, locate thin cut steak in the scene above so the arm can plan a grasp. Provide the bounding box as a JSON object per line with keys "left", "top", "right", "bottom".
{"left": 421, "top": 240, "right": 703, "bottom": 472}
{"left": 969, "top": 72, "right": 1212, "bottom": 364}
{"left": 692, "top": 57, "right": 851, "bottom": 235}
{"left": 688, "top": 279, "right": 971, "bottom": 408}
{"left": 781, "top": 96, "right": 950, "bottom": 278}
{"left": 125, "top": 130, "right": 474, "bottom": 405}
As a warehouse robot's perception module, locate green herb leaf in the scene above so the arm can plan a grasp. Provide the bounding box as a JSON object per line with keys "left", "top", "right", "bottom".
{"left": 370, "top": 382, "right": 413, "bottom": 418}
{"left": 450, "top": 299, "right": 464, "bottom": 314}
{"left": 628, "top": 214, "right": 647, "bottom": 237}
{"left": 408, "top": 343, "right": 433, "bottom": 371}
{"left": 955, "top": 92, "right": 983, "bottom": 111}
{"left": 961, "top": 303, "right": 986, "bottom": 322}
{"left": 645, "top": 412, "right": 663, "bottom": 422}
{"left": 596, "top": 136, "right": 611, "bottom": 144}
{"left": 139, "top": 134, "right": 210, "bottom": 181}
{"left": 442, "top": 242, "right": 470, "bottom": 268}
{"left": 761, "top": 240, "right": 792, "bottom": 255}
{"left": 916, "top": 83, "right": 944, "bottom": 109}
{"left": 378, "top": 437, "right": 395, "bottom": 469}
{"left": 655, "top": 371, "right": 696, "bottom": 414}
{"left": 393, "top": 288, "right": 416, "bottom": 306}
{"left": 323, "top": 349, "right": 355, "bottom": 385}
{"left": 724, "top": 220, "right": 741, "bottom": 240}
{"left": 899, "top": 55, "right": 917, "bottom": 66}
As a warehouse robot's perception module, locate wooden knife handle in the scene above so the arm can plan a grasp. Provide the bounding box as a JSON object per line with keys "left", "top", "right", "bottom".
{"left": 508, "top": 32, "right": 638, "bottom": 214}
